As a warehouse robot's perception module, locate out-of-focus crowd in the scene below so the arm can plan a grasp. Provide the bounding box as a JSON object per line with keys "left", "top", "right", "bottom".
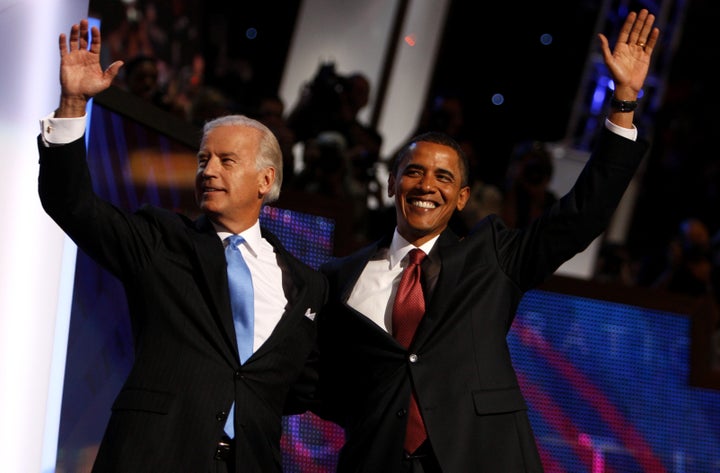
{"left": 92, "top": 0, "right": 720, "bottom": 320}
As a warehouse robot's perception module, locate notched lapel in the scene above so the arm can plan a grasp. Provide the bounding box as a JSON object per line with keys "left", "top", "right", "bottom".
{"left": 411, "top": 231, "right": 464, "bottom": 348}
{"left": 248, "top": 227, "right": 313, "bottom": 361}
{"left": 189, "top": 217, "right": 238, "bottom": 364}
{"left": 338, "top": 242, "right": 379, "bottom": 303}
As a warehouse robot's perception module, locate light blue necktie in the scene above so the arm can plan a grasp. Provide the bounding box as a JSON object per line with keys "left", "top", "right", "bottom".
{"left": 224, "top": 234, "right": 255, "bottom": 438}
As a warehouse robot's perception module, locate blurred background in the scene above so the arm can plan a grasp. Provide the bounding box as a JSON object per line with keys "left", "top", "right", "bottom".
{"left": 88, "top": 0, "right": 719, "bottom": 286}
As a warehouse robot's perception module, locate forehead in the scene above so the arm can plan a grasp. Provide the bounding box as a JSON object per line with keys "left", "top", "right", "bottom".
{"left": 402, "top": 141, "right": 461, "bottom": 170}
{"left": 200, "top": 124, "right": 261, "bottom": 149}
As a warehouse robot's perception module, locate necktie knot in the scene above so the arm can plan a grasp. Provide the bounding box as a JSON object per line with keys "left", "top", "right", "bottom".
{"left": 227, "top": 234, "right": 245, "bottom": 249}
{"left": 407, "top": 248, "right": 426, "bottom": 266}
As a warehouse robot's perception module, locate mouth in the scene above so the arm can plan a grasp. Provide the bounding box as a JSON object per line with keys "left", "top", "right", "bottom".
{"left": 200, "top": 186, "right": 223, "bottom": 194}
{"left": 407, "top": 198, "right": 438, "bottom": 209}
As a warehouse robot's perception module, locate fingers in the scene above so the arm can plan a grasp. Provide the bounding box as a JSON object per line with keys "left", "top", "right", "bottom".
{"left": 637, "top": 10, "right": 655, "bottom": 44}
{"left": 61, "top": 19, "right": 100, "bottom": 56}
{"left": 615, "top": 9, "right": 661, "bottom": 56}
{"left": 67, "top": 22, "right": 79, "bottom": 52}
{"left": 627, "top": 9, "right": 659, "bottom": 49}
{"left": 632, "top": 10, "right": 656, "bottom": 53}
{"left": 644, "top": 26, "right": 661, "bottom": 53}
{"left": 618, "top": 9, "right": 653, "bottom": 45}
{"left": 89, "top": 25, "right": 102, "bottom": 54}
{"left": 58, "top": 33, "right": 68, "bottom": 57}
{"left": 627, "top": 9, "right": 648, "bottom": 46}
{"left": 78, "top": 19, "right": 89, "bottom": 52}
{"left": 597, "top": 32, "right": 611, "bottom": 62}
{"left": 616, "top": 11, "right": 637, "bottom": 45}
{"left": 105, "top": 60, "right": 125, "bottom": 81}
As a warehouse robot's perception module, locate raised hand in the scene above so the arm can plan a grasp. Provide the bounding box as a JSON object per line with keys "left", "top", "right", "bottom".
{"left": 598, "top": 9, "right": 660, "bottom": 101}
{"left": 56, "top": 19, "right": 123, "bottom": 117}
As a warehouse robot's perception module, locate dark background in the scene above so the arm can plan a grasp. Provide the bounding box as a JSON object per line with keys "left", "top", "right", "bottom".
{"left": 428, "top": 0, "right": 600, "bottom": 185}
{"left": 89, "top": 0, "right": 719, "bottom": 279}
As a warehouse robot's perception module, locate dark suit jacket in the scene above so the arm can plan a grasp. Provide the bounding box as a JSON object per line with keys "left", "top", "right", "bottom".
{"left": 38, "top": 136, "right": 328, "bottom": 473}
{"left": 315, "top": 128, "right": 647, "bottom": 472}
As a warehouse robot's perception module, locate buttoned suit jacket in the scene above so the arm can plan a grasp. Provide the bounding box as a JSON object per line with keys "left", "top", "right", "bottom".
{"left": 38, "top": 136, "right": 328, "bottom": 473}
{"left": 315, "top": 128, "right": 647, "bottom": 472}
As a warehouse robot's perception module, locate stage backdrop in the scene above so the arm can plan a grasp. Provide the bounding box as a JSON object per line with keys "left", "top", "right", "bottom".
{"left": 55, "top": 95, "right": 720, "bottom": 473}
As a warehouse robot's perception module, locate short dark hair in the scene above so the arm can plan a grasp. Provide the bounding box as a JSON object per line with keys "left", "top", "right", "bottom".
{"left": 391, "top": 132, "right": 469, "bottom": 186}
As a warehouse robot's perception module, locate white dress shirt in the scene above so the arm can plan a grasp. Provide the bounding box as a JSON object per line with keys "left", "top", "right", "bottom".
{"left": 347, "top": 230, "right": 439, "bottom": 334}
{"left": 217, "top": 222, "right": 289, "bottom": 352}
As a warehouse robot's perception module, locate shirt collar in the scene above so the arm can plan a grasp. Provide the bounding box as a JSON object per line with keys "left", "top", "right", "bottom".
{"left": 388, "top": 228, "right": 438, "bottom": 269}
{"left": 216, "top": 220, "right": 262, "bottom": 258}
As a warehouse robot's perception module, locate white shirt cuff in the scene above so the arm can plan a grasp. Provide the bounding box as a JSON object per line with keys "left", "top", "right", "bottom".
{"left": 39, "top": 113, "right": 87, "bottom": 146}
{"left": 604, "top": 118, "right": 637, "bottom": 142}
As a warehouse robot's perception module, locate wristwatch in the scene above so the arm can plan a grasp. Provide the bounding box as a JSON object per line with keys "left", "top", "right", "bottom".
{"left": 610, "top": 96, "right": 638, "bottom": 112}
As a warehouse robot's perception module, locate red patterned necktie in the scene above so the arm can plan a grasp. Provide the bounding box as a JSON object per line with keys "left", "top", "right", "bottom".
{"left": 391, "top": 248, "right": 428, "bottom": 453}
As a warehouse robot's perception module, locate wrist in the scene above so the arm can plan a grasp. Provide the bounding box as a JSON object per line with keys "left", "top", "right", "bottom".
{"left": 56, "top": 95, "right": 89, "bottom": 118}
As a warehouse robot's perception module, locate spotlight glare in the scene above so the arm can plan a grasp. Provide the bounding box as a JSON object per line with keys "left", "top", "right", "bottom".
{"left": 492, "top": 93, "right": 505, "bottom": 106}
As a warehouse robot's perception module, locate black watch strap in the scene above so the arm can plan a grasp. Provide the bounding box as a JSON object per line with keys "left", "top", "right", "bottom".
{"left": 610, "top": 96, "right": 638, "bottom": 112}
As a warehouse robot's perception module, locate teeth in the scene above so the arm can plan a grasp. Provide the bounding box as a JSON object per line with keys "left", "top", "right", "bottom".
{"left": 411, "top": 200, "right": 435, "bottom": 209}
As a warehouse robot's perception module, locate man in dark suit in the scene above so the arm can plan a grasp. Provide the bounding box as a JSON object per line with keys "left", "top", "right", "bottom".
{"left": 38, "top": 20, "right": 327, "bottom": 473}
{"left": 315, "top": 10, "right": 659, "bottom": 472}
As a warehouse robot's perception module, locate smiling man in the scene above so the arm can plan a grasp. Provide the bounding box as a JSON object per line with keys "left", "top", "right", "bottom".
{"left": 389, "top": 135, "right": 470, "bottom": 247}
{"left": 314, "top": 9, "right": 660, "bottom": 472}
{"left": 37, "top": 19, "right": 327, "bottom": 473}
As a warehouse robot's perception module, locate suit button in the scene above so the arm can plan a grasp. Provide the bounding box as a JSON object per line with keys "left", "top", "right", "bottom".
{"left": 408, "top": 354, "right": 418, "bottom": 363}
{"left": 234, "top": 370, "right": 242, "bottom": 379}
{"left": 397, "top": 408, "right": 407, "bottom": 417}
{"left": 216, "top": 411, "right": 227, "bottom": 421}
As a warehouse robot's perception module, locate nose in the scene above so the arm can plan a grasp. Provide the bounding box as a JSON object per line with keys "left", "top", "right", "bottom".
{"left": 417, "top": 174, "right": 434, "bottom": 191}
{"left": 200, "top": 155, "right": 220, "bottom": 177}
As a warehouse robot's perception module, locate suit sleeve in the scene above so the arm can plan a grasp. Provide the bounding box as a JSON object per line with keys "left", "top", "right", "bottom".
{"left": 37, "top": 134, "right": 161, "bottom": 279}
{"left": 495, "top": 127, "right": 648, "bottom": 290}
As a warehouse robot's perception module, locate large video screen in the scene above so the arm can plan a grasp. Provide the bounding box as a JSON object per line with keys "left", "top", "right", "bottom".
{"left": 511, "top": 290, "right": 719, "bottom": 473}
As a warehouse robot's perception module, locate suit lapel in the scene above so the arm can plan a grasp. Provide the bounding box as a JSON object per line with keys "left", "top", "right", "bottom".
{"left": 190, "top": 215, "right": 238, "bottom": 364}
{"left": 412, "top": 229, "right": 464, "bottom": 347}
{"left": 248, "top": 228, "right": 310, "bottom": 361}
{"left": 335, "top": 238, "right": 404, "bottom": 343}
{"left": 338, "top": 242, "right": 381, "bottom": 303}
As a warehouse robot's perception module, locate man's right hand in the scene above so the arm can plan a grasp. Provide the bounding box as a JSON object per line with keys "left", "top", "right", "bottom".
{"left": 56, "top": 19, "right": 123, "bottom": 118}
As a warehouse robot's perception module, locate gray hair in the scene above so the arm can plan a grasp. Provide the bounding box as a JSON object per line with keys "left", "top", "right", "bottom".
{"left": 202, "top": 115, "right": 283, "bottom": 203}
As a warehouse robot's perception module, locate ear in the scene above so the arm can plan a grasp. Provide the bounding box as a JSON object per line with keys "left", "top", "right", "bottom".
{"left": 258, "top": 167, "right": 275, "bottom": 197}
{"left": 455, "top": 185, "right": 471, "bottom": 212}
{"left": 387, "top": 172, "right": 396, "bottom": 198}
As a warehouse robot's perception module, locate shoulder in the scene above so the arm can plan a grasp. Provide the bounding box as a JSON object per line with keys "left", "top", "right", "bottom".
{"left": 321, "top": 240, "right": 380, "bottom": 274}
{"left": 137, "top": 204, "right": 196, "bottom": 227}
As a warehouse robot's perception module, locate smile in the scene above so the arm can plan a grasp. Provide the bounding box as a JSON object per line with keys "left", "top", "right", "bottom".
{"left": 409, "top": 199, "right": 437, "bottom": 209}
